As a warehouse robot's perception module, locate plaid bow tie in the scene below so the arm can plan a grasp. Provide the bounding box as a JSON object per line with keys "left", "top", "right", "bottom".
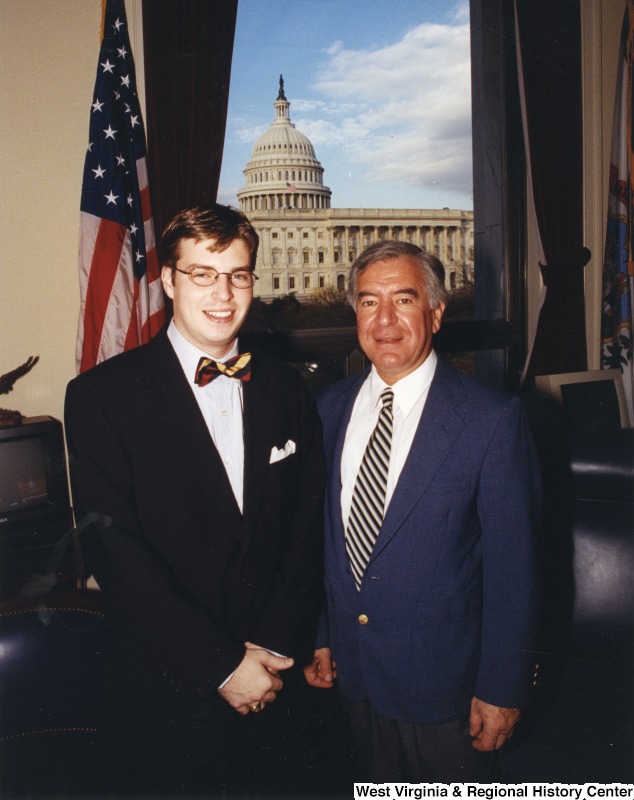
{"left": 194, "top": 353, "right": 252, "bottom": 387}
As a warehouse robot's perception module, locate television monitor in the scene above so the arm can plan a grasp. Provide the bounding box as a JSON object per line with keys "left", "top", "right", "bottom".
{"left": 0, "top": 416, "right": 75, "bottom": 595}
{"left": 535, "top": 369, "right": 631, "bottom": 431}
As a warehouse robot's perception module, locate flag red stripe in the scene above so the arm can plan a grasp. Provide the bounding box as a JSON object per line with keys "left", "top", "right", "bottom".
{"left": 140, "top": 185, "right": 152, "bottom": 224}
{"left": 80, "top": 219, "right": 126, "bottom": 373}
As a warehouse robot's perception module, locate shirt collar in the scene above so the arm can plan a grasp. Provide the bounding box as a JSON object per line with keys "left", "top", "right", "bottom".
{"left": 369, "top": 350, "right": 437, "bottom": 418}
{"left": 167, "top": 319, "right": 240, "bottom": 386}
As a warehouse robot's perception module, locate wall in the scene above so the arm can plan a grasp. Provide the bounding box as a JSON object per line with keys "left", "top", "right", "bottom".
{"left": 0, "top": 0, "right": 143, "bottom": 426}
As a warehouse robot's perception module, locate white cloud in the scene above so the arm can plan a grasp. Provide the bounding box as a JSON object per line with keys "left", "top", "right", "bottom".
{"left": 295, "top": 8, "right": 473, "bottom": 199}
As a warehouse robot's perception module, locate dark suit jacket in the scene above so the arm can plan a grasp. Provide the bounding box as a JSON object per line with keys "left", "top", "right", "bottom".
{"left": 64, "top": 329, "right": 324, "bottom": 724}
{"left": 316, "top": 357, "right": 541, "bottom": 725}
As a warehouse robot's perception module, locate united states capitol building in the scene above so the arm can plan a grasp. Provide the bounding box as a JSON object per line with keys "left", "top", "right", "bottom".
{"left": 237, "top": 78, "right": 474, "bottom": 301}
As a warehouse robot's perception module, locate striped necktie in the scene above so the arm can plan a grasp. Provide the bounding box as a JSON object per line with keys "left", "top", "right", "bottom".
{"left": 345, "top": 387, "right": 394, "bottom": 591}
{"left": 194, "top": 353, "right": 252, "bottom": 387}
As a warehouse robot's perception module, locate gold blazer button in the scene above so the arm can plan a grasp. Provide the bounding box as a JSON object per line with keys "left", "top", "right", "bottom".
{"left": 358, "top": 614, "right": 369, "bottom": 625}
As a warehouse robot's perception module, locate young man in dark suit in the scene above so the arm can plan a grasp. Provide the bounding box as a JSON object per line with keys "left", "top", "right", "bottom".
{"left": 304, "top": 240, "right": 541, "bottom": 783}
{"left": 65, "top": 204, "right": 325, "bottom": 797}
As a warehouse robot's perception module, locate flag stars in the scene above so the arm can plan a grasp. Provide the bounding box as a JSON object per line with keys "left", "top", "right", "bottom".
{"left": 117, "top": 45, "right": 128, "bottom": 59}
{"left": 113, "top": 17, "right": 124, "bottom": 31}
{"left": 116, "top": 154, "right": 126, "bottom": 167}
{"left": 100, "top": 59, "right": 115, "bottom": 74}
{"left": 104, "top": 125, "right": 117, "bottom": 139}
{"left": 120, "top": 74, "right": 130, "bottom": 89}
{"left": 92, "top": 165, "right": 106, "bottom": 179}
{"left": 104, "top": 191, "right": 119, "bottom": 205}
{"left": 135, "top": 250, "right": 144, "bottom": 263}
{"left": 130, "top": 223, "right": 138, "bottom": 236}
{"left": 127, "top": 195, "right": 134, "bottom": 207}
{"left": 92, "top": 98, "right": 104, "bottom": 113}
{"left": 130, "top": 115, "right": 140, "bottom": 128}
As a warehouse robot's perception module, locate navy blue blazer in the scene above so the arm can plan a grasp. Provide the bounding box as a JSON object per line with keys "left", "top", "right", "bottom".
{"left": 316, "top": 357, "right": 541, "bottom": 725}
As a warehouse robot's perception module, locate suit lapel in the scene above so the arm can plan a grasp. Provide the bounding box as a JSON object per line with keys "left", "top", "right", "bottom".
{"left": 241, "top": 357, "right": 274, "bottom": 546}
{"left": 369, "top": 359, "right": 467, "bottom": 562}
{"left": 141, "top": 332, "right": 243, "bottom": 532}
{"left": 325, "top": 375, "right": 366, "bottom": 582}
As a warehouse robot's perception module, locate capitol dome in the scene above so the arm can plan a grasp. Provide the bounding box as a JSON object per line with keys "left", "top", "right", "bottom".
{"left": 237, "top": 76, "right": 331, "bottom": 214}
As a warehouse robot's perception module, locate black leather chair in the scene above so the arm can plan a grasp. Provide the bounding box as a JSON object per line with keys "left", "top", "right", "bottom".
{"left": 0, "top": 590, "right": 105, "bottom": 797}
{"left": 501, "top": 390, "right": 634, "bottom": 782}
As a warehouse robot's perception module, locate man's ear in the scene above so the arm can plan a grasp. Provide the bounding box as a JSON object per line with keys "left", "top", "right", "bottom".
{"left": 432, "top": 302, "right": 446, "bottom": 334}
{"left": 161, "top": 266, "right": 175, "bottom": 300}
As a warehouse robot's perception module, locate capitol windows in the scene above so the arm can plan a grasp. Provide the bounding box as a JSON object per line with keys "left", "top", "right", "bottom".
{"left": 318, "top": 251, "right": 325, "bottom": 264}
{"left": 273, "top": 276, "right": 280, "bottom": 290}
{"left": 272, "top": 249, "right": 281, "bottom": 264}
{"left": 319, "top": 275, "right": 325, "bottom": 288}
{"left": 303, "top": 251, "right": 310, "bottom": 264}
{"left": 304, "top": 275, "right": 310, "bottom": 289}
{"left": 303, "top": 232, "right": 309, "bottom": 239}
{"left": 334, "top": 252, "right": 340, "bottom": 263}
{"left": 288, "top": 250, "right": 296, "bottom": 264}
{"left": 289, "top": 276, "right": 296, "bottom": 290}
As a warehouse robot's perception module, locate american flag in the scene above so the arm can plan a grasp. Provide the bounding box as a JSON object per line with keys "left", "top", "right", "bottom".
{"left": 285, "top": 181, "right": 298, "bottom": 193}
{"left": 76, "top": 0, "right": 165, "bottom": 374}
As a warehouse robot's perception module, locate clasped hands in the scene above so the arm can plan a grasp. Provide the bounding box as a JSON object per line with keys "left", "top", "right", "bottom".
{"left": 218, "top": 641, "right": 294, "bottom": 715}
{"left": 303, "top": 647, "right": 521, "bottom": 752}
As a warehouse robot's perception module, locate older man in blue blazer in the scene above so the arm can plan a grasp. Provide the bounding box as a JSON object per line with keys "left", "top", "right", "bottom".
{"left": 304, "top": 241, "right": 540, "bottom": 783}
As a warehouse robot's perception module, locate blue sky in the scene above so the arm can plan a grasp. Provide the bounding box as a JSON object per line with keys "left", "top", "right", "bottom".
{"left": 218, "top": 0, "right": 472, "bottom": 211}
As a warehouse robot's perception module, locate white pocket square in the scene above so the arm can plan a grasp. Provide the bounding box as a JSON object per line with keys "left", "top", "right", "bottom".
{"left": 269, "top": 440, "right": 296, "bottom": 464}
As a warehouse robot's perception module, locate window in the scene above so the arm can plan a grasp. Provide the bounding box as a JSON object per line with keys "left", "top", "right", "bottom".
{"left": 273, "top": 276, "right": 280, "bottom": 290}
{"left": 304, "top": 275, "right": 310, "bottom": 289}
{"left": 221, "top": 0, "right": 525, "bottom": 388}
{"left": 318, "top": 251, "right": 324, "bottom": 264}
{"left": 319, "top": 275, "right": 325, "bottom": 288}
{"left": 287, "top": 232, "right": 293, "bottom": 239}
{"left": 272, "top": 232, "right": 278, "bottom": 239}
{"left": 289, "top": 276, "right": 296, "bottom": 290}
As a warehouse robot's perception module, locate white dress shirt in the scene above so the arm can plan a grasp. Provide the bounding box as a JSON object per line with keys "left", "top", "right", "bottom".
{"left": 167, "top": 321, "right": 245, "bottom": 513}
{"left": 341, "top": 351, "right": 438, "bottom": 530}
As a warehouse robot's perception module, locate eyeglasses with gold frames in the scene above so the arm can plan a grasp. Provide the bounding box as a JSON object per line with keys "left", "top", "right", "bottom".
{"left": 174, "top": 267, "right": 258, "bottom": 289}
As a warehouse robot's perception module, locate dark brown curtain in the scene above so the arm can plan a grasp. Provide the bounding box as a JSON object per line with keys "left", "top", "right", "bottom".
{"left": 142, "top": 0, "right": 238, "bottom": 241}
{"left": 516, "top": 0, "right": 589, "bottom": 386}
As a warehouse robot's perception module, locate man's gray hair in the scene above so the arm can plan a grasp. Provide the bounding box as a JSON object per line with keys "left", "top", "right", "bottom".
{"left": 347, "top": 240, "right": 448, "bottom": 310}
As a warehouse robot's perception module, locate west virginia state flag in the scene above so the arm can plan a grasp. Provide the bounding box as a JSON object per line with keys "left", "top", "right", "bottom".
{"left": 601, "top": 0, "right": 634, "bottom": 423}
